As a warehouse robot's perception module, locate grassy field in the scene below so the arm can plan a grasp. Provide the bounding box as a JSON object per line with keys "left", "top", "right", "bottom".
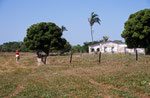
{"left": 0, "top": 52, "right": 150, "bottom": 98}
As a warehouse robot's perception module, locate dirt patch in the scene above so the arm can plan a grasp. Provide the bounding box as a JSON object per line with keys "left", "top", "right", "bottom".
{"left": 1, "top": 59, "right": 12, "bottom": 66}
{"left": 89, "top": 78, "right": 118, "bottom": 97}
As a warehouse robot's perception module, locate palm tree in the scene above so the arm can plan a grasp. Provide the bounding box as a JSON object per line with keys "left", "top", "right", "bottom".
{"left": 88, "top": 12, "right": 101, "bottom": 42}
{"left": 103, "top": 36, "right": 109, "bottom": 42}
{"left": 61, "top": 25, "right": 67, "bottom": 33}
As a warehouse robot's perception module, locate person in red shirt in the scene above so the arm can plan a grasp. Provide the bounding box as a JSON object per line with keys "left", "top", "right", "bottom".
{"left": 16, "top": 50, "right": 20, "bottom": 62}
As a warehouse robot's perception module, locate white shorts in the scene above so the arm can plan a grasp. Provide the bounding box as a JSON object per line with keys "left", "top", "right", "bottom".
{"left": 16, "top": 55, "right": 19, "bottom": 58}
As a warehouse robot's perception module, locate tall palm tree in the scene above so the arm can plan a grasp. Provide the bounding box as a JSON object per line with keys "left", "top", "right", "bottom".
{"left": 88, "top": 12, "right": 101, "bottom": 42}
{"left": 61, "top": 25, "right": 67, "bottom": 33}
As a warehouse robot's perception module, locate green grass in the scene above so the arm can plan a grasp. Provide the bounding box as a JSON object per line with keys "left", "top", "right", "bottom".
{"left": 109, "top": 88, "right": 138, "bottom": 98}
{"left": 0, "top": 53, "right": 150, "bottom": 97}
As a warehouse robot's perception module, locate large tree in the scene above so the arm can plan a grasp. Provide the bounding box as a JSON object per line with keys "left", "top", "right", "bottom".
{"left": 88, "top": 12, "right": 101, "bottom": 42}
{"left": 24, "top": 22, "right": 70, "bottom": 64}
{"left": 121, "top": 9, "right": 150, "bottom": 54}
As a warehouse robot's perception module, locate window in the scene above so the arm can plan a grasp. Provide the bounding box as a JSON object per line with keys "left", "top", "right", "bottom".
{"left": 91, "top": 48, "right": 94, "bottom": 52}
{"left": 111, "top": 47, "right": 114, "bottom": 51}
{"left": 97, "top": 48, "right": 100, "bottom": 52}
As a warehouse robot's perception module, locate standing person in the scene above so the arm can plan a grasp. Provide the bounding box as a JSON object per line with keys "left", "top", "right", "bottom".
{"left": 16, "top": 50, "right": 20, "bottom": 62}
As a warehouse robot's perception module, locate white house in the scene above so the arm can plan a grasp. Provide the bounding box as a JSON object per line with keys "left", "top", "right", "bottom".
{"left": 88, "top": 41, "right": 145, "bottom": 54}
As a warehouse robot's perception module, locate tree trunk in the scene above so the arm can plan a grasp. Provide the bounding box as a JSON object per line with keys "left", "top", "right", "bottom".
{"left": 91, "top": 26, "right": 93, "bottom": 42}
{"left": 37, "top": 53, "right": 43, "bottom": 65}
{"left": 36, "top": 51, "right": 48, "bottom": 65}
{"left": 43, "top": 55, "right": 47, "bottom": 64}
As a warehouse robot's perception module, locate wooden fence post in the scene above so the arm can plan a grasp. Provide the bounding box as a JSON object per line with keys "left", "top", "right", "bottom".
{"left": 99, "top": 52, "right": 101, "bottom": 64}
{"left": 136, "top": 50, "right": 138, "bottom": 61}
{"left": 80, "top": 50, "right": 82, "bottom": 57}
{"left": 70, "top": 52, "right": 72, "bottom": 63}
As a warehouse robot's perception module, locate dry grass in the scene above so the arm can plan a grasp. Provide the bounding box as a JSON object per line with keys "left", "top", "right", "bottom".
{"left": 0, "top": 52, "right": 150, "bottom": 97}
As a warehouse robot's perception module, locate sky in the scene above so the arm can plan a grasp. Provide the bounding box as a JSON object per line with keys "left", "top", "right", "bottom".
{"left": 0, "top": 0, "right": 150, "bottom": 45}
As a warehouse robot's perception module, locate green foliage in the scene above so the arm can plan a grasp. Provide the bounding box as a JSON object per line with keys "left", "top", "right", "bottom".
{"left": 0, "top": 42, "right": 29, "bottom": 52}
{"left": 24, "top": 22, "right": 71, "bottom": 55}
{"left": 140, "top": 80, "right": 147, "bottom": 86}
{"left": 20, "top": 42, "right": 30, "bottom": 52}
{"left": 88, "top": 12, "right": 101, "bottom": 26}
{"left": 121, "top": 9, "right": 150, "bottom": 53}
{"left": 61, "top": 25, "right": 67, "bottom": 33}
{"left": 0, "top": 45, "right": 2, "bottom": 52}
{"left": 103, "top": 36, "right": 109, "bottom": 42}
{"left": 113, "top": 40, "right": 123, "bottom": 43}
{"left": 71, "top": 45, "right": 82, "bottom": 53}
{"left": 63, "top": 41, "right": 71, "bottom": 53}
{"left": 52, "top": 38, "right": 71, "bottom": 53}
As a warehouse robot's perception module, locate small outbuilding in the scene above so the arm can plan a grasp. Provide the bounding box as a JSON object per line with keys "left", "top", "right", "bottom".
{"left": 88, "top": 41, "right": 145, "bottom": 54}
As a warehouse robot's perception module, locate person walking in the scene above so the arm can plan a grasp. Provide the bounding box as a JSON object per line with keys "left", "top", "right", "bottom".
{"left": 16, "top": 50, "right": 20, "bottom": 62}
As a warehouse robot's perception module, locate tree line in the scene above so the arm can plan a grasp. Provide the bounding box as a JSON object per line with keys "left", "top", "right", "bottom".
{"left": 0, "top": 36, "right": 118, "bottom": 53}
{"left": 0, "top": 42, "right": 29, "bottom": 52}
{"left": 0, "top": 36, "right": 123, "bottom": 53}
{"left": 0, "top": 40, "right": 101, "bottom": 53}
{"left": 0, "top": 41, "right": 71, "bottom": 53}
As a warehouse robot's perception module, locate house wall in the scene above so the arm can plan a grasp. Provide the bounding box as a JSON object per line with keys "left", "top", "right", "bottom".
{"left": 88, "top": 42, "right": 145, "bottom": 54}
{"left": 117, "top": 44, "right": 127, "bottom": 53}
{"left": 100, "top": 42, "right": 120, "bottom": 53}
{"left": 89, "top": 44, "right": 100, "bottom": 54}
{"left": 136, "top": 48, "right": 145, "bottom": 54}
{"left": 126, "top": 48, "right": 145, "bottom": 54}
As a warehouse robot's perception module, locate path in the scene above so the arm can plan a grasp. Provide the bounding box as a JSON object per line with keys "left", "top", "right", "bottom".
{"left": 1, "top": 59, "right": 12, "bottom": 66}
{"left": 5, "top": 84, "right": 24, "bottom": 98}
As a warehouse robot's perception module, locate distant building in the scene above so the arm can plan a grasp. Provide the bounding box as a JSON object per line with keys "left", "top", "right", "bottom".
{"left": 88, "top": 41, "right": 145, "bottom": 54}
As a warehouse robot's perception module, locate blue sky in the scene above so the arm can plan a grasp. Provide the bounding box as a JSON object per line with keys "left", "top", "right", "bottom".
{"left": 0, "top": 0, "right": 149, "bottom": 45}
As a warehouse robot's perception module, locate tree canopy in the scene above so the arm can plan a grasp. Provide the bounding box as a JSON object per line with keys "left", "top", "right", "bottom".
{"left": 24, "top": 22, "right": 71, "bottom": 56}
{"left": 121, "top": 9, "right": 150, "bottom": 53}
